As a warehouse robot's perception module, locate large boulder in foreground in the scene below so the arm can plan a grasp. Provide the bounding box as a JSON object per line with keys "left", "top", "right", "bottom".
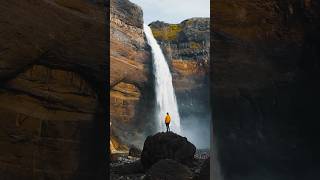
{"left": 141, "top": 132, "right": 196, "bottom": 169}
{"left": 145, "top": 159, "right": 193, "bottom": 180}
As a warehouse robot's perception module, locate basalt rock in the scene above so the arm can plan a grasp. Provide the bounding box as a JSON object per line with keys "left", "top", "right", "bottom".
{"left": 144, "top": 159, "right": 193, "bottom": 180}
{"left": 141, "top": 132, "right": 196, "bottom": 169}
{"left": 212, "top": 0, "right": 320, "bottom": 179}
{"left": 198, "top": 158, "right": 210, "bottom": 180}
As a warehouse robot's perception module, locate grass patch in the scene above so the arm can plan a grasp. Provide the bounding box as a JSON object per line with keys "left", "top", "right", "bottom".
{"left": 151, "top": 24, "right": 182, "bottom": 41}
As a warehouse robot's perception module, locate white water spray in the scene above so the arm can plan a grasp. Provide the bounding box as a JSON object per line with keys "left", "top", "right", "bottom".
{"left": 144, "top": 24, "right": 181, "bottom": 134}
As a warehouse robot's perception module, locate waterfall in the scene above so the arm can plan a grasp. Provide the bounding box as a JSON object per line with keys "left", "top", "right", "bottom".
{"left": 143, "top": 24, "right": 181, "bottom": 134}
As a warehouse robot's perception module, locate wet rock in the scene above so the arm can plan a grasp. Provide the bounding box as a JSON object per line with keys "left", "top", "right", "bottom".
{"left": 141, "top": 132, "right": 196, "bottom": 169}
{"left": 145, "top": 159, "right": 193, "bottom": 180}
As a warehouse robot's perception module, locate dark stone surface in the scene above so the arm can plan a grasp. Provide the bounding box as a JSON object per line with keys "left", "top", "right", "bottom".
{"left": 141, "top": 132, "right": 196, "bottom": 169}
{"left": 0, "top": 1, "right": 107, "bottom": 179}
{"left": 212, "top": 0, "right": 320, "bottom": 179}
{"left": 198, "top": 158, "right": 210, "bottom": 180}
{"left": 145, "top": 159, "right": 193, "bottom": 180}
{"left": 129, "top": 146, "right": 142, "bottom": 157}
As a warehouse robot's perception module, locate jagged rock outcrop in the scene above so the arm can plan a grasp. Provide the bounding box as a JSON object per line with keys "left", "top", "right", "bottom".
{"left": 110, "top": 0, "right": 154, "bottom": 153}
{"left": 141, "top": 132, "right": 196, "bottom": 169}
{"left": 0, "top": 0, "right": 106, "bottom": 179}
{"left": 212, "top": 0, "right": 320, "bottom": 179}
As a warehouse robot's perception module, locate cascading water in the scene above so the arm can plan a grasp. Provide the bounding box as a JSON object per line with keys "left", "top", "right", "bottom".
{"left": 144, "top": 24, "right": 181, "bottom": 134}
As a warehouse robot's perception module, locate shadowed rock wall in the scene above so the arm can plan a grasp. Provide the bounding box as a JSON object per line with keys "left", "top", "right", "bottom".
{"left": 0, "top": 0, "right": 106, "bottom": 179}
{"left": 212, "top": 0, "right": 320, "bottom": 179}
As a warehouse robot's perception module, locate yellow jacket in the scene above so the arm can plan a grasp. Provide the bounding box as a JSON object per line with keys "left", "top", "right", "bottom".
{"left": 165, "top": 114, "right": 171, "bottom": 124}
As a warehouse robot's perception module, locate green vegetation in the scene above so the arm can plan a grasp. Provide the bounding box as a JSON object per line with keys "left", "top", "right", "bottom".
{"left": 190, "top": 42, "right": 201, "bottom": 49}
{"left": 186, "top": 20, "right": 194, "bottom": 25}
{"left": 151, "top": 24, "right": 182, "bottom": 41}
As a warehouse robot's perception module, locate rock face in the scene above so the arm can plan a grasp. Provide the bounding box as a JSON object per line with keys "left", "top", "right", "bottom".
{"left": 149, "top": 19, "right": 211, "bottom": 148}
{"left": 145, "top": 159, "right": 193, "bottom": 180}
{"left": 149, "top": 18, "right": 209, "bottom": 64}
{"left": 110, "top": 0, "right": 154, "bottom": 153}
{"left": 212, "top": 0, "right": 320, "bottom": 179}
{"left": 198, "top": 158, "right": 210, "bottom": 180}
{"left": 141, "top": 132, "right": 196, "bottom": 169}
{"left": 0, "top": 0, "right": 106, "bottom": 179}
{"left": 149, "top": 18, "right": 209, "bottom": 92}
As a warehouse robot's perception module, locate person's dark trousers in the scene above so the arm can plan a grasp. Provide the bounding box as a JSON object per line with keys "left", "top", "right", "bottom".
{"left": 166, "top": 123, "right": 170, "bottom": 132}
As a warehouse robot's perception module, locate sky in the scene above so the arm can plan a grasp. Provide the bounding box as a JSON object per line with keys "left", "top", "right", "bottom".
{"left": 129, "top": 0, "right": 210, "bottom": 25}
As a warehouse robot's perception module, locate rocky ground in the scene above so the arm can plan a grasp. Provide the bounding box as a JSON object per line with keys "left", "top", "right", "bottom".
{"left": 110, "top": 132, "right": 210, "bottom": 180}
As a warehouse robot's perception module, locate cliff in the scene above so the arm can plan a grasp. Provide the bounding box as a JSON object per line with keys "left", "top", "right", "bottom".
{"left": 0, "top": 0, "right": 106, "bottom": 179}
{"left": 110, "top": 0, "right": 154, "bottom": 153}
{"left": 212, "top": 0, "right": 320, "bottom": 179}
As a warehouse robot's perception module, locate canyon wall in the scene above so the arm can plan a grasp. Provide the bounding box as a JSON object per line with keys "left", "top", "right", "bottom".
{"left": 212, "top": 0, "right": 320, "bottom": 179}
{"left": 110, "top": 0, "right": 154, "bottom": 152}
{"left": 0, "top": 0, "right": 106, "bottom": 179}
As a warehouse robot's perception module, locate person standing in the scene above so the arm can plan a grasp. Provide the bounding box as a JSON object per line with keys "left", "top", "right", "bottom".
{"left": 165, "top": 112, "right": 171, "bottom": 132}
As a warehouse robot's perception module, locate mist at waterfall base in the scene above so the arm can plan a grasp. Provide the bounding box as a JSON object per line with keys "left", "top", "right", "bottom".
{"left": 180, "top": 114, "right": 211, "bottom": 149}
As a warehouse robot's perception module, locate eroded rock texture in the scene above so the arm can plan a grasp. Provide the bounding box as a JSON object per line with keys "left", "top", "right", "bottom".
{"left": 141, "top": 132, "right": 196, "bottom": 169}
{"left": 212, "top": 0, "right": 320, "bottom": 179}
{"left": 110, "top": 0, "right": 154, "bottom": 152}
{"left": 0, "top": 0, "right": 106, "bottom": 179}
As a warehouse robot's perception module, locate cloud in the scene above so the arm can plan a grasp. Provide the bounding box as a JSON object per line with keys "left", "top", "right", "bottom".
{"left": 129, "top": 0, "right": 210, "bottom": 24}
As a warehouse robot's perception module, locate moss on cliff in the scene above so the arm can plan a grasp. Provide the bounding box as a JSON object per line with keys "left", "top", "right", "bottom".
{"left": 151, "top": 24, "right": 182, "bottom": 41}
{"left": 190, "top": 42, "right": 201, "bottom": 49}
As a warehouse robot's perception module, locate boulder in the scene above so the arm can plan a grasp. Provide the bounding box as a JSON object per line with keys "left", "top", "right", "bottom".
{"left": 145, "top": 159, "right": 193, "bottom": 180}
{"left": 141, "top": 132, "right": 196, "bottom": 169}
